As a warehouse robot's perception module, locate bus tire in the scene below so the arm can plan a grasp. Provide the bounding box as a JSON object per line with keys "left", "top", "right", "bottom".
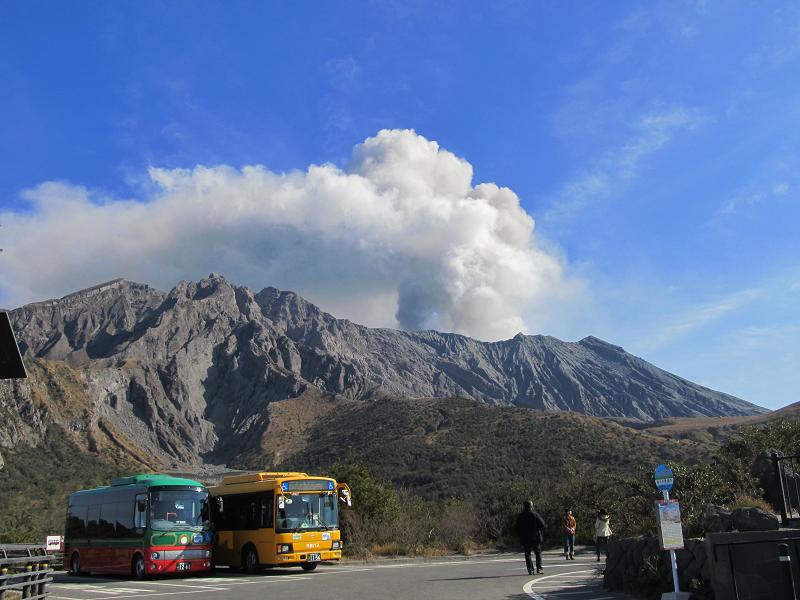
{"left": 132, "top": 554, "right": 146, "bottom": 580}
{"left": 69, "top": 552, "right": 84, "bottom": 576}
{"left": 242, "top": 545, "right": 260, "bottom": 574}
{"left": 301, "top": 563, "right": 317, "bottom": 572}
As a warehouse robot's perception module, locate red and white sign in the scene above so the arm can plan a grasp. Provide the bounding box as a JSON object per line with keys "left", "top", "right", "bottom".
{"left": 45, "top": 535, "right": 63, "bottom": 551}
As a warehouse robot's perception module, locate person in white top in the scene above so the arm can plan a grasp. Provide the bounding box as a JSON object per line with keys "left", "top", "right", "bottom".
{"left": 594, "top": 508, "right": 612, "bottom": 562}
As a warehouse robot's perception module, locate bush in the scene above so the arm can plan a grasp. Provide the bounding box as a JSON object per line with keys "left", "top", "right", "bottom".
{"left": 0, "top": 510, "right": 37, "bottom": 543}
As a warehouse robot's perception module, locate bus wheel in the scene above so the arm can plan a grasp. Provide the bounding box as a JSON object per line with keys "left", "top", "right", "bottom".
{"left": 69, "top": 552, "right": 84, "bottom": 576}
{"left": 132, "top": 554, "right": 146, "bottom": 580}
{"left": 301, "top": 563, "right": 317, "bottom": 572}
{"left": 242, "top": 545, "right": 259, "bottom": 574}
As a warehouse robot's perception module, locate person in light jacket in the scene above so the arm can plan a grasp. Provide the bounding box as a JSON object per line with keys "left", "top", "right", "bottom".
{"left": 594, "top": 508, "right": 612, "bottom": 561}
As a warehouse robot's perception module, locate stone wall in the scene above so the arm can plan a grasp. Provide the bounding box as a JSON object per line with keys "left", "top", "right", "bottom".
{"left": 604, "top": 536, "right": 711, "bottom": 598}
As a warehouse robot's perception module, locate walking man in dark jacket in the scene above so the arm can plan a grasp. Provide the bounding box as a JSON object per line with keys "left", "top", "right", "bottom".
{"left": 516, "top": 500, "right": 546, "bottom": 575}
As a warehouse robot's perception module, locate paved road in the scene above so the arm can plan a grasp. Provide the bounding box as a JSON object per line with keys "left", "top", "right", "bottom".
{"left": 50, "top": 549, "right": 635, "bottom": 600}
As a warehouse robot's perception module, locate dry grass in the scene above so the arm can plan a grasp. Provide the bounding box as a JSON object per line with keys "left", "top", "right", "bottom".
{"left": 729, "top": 492, "right": 777, "bottom": 514}
{"left": 239, "top": 388, "right": 352, "bottom": 466}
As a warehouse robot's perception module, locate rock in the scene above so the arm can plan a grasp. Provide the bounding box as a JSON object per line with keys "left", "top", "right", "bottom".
{"left": 731, "top": 507, "right": 780, "bottom": 531}
{"left": 677, "top": 547, "right": 693, "bottom": 570}
{"left": 752, "top": 450, "right": 800, "bottom": 510}
{"left": 701, "top": 504, "right": 732, "bottom": 533}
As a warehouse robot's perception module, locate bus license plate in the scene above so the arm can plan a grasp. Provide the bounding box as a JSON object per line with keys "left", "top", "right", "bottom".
{"left": 176, "top": 562, "right": 192, "bottom": 571}
{"left": 307, "top": 553, "right": 321, "bottom": 562}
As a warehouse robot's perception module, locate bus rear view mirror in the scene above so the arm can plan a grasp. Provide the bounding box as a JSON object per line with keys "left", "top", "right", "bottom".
{"left": 336, "top": 483, "right": 352, "bottom": 507}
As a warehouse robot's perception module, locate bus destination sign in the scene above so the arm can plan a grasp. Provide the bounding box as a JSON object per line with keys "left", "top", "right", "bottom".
{"left": 281, "top": 480, "right": 335, "bottom": 492}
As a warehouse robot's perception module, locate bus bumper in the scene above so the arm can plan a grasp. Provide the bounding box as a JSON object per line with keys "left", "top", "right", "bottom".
{"left": 275, "top": 550, "right": 342, "bottom": 564}
{"left": 146, "top": 548, "right": 213, "bottom": 574}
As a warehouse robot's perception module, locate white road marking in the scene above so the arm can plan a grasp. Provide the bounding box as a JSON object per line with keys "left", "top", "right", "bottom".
{"left": 50, "top": 580, "right": 307, "bottom": 600}
{"left": 51, "top": 588, "right": 128, "bottom": 595}
{"left": 533, "top": 576, "right": 596, "bottom": 580}
{"left": 523, "top": 569, "right": 598, "bottom": 599}
{"left": 137, "top": 582, "right": 229, "bottom": 591}
{"left": 316, "top": 568, "right": 374, "bottom": 574}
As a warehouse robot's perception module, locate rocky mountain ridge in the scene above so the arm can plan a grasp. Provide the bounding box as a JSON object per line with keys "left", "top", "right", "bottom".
{"left": 5, "top": 274, "right": 765, "bottom": 467}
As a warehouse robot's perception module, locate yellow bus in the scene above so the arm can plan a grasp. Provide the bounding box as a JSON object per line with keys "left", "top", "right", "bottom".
{"left": 208, "top": 471, "right": 351, "bottom": 572}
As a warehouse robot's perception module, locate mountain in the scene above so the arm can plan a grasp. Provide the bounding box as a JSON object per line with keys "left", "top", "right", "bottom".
{"left": 0, "top": 367, "right": 714, "bottom": 541}
{"left": 258, "top": 393, "right": 713, "bottom": 499}
{"left": 5, "top": 274, "right": 764, "bottom": 468}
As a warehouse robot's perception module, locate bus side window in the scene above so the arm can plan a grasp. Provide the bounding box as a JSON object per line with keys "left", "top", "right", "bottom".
{"left": 247, "top": 496, "right": 258, "bottom": 530}
{"left": 86, "top": 504, "right": 100, "bottom": 538}
{"left": 211, "top": 496, "right": 223, "bottom": 529}
{"left": 116, "top": 501, "right": 134, "bottom": 538}
{"left": 134, "top": 494, "right": 147, "bottom": 529}
{"left": 67, "top": 505, "right": 87, "bottom": 538}
{"left": 259, "top": 492, "right": 274, "bottom": 529}
{"left": 99, "top": 504, "right": 116, "bottom": 538}
{"left": 228, "top": 496, "right": 244, "bottom": 530}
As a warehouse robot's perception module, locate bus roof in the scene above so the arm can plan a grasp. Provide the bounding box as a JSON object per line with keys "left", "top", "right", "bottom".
{"left": 209, "top": 472, "right": 339, "bottom": 495}
{"left": 217, "top": 472, "right": 311, "bottom": 486}
{"left": 69, "top": 474, "right": 204, "bottom": 499}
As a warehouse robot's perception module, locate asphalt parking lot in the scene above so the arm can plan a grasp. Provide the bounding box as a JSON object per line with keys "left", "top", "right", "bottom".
{"left": 49, "top": 549, "right": 637, "bottom": 600}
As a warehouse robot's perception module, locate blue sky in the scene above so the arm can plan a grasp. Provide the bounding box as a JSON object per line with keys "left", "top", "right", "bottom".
{"left": 1, "top": 1, "right": 798, "bottom": 409}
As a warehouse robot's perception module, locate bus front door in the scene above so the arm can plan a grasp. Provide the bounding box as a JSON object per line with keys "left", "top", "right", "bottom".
{"left": 215, "top": 530, "right": 235, "bottom": 566}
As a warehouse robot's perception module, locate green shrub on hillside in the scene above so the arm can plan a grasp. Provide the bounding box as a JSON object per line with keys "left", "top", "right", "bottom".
{"left": 0, "top": 426, "right": 136, "bottom": 543}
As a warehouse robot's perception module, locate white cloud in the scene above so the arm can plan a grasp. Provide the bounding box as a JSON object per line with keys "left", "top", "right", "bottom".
{"left": 0, "top": 129, "right": 581, "bottom": 341}
{"left": 546, "top": 106, "right": 704, "bottom": 225}
{"left": 716, "top": 179, "right": 794, "bottom": 217}
{"left": 648, "top": 288, "right": 762, "bottom": 349}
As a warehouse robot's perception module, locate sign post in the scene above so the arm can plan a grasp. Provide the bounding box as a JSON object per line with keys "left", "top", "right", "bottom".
{"left": 654, "top": 464, "right": 686, "bottom": 600}
{"left": 45, "top": 535, "right": 63, "bottom": 552}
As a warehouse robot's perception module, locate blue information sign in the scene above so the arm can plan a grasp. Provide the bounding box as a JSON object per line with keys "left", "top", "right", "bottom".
{"left": 654, "top": 464, "right": 674, "bottom": 492}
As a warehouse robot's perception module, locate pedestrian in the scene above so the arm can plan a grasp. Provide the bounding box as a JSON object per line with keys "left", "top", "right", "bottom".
{"left": 594, "top": 508, "right": 612, "bottom": 562}
{"left": 516, "top": 500, "right": 546, "bottom": 575}
{"left": 563, "top": 509, "right": 576, "bottom": 560}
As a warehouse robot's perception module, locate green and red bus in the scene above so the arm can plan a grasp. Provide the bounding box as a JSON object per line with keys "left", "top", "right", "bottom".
{"left": 65, "top": 474, "right": 212, "bottom": 578}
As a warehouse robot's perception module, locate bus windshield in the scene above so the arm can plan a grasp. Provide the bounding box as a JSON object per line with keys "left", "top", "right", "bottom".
{"left": 149, "top": 487, "right": 208, "bottom": 531}
{"left": 277, "top": 492, "right": 338, "bottom": 532}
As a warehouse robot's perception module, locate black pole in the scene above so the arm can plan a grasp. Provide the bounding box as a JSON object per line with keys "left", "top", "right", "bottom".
{"left": 775, "top": 453, "right": 789, "bottom": 525}
{"left": 779, "top": 543, "right": 797, "bottom": 600}
{"left": 793, "top": 457, "right": 800, "bottom": 520}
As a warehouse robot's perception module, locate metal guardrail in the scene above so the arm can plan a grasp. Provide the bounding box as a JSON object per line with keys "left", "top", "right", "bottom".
{"left": 0, "top": 546, "right": 53, "bottom": 599}
{"left": 706, "top": 530, "right": 800, "bottom": 600}
{"left": 772, "top": 452, "right": 800, "bottom": 527}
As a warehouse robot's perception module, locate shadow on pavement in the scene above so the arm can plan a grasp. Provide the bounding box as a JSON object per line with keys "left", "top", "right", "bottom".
{"left": 428, "top": 574, "right": 528, "bottom": 582}
{"left": 52, "top": 567, "right": 311, "bottom": 584}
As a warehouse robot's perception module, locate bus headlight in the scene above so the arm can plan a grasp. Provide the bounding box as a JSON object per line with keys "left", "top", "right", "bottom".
{"left": 277, "top": 544, "right": 293, "bottom": 554}
{"left": 331, "top": 541, "right": 341, "bottom": 550}
{"left": 151, "top": 552, "right": 160, "bottom": 560}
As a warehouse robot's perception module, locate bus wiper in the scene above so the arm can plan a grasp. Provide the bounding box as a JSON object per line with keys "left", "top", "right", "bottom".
{"left": 293, "top": 517, "right": 330, "bottom": 532}
{"left": 316, "top": 517, "right": 332, "bottom": 531}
